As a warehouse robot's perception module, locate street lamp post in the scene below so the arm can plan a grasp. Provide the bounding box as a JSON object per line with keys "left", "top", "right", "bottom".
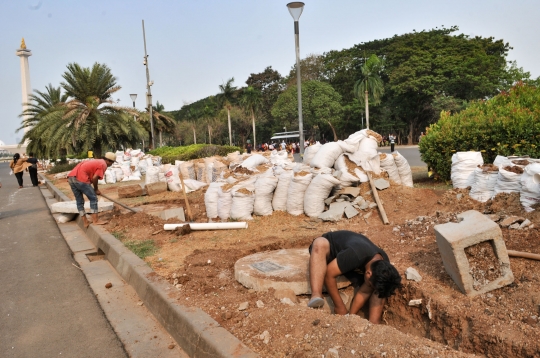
{"left": 142, "top": 20, "right": 155, "bottom": 149}
{"left": 130, "top": 94, "right": 144, "bottom": 149}
{"left": 286, "top": 2, "right": 305, "bottom": 155}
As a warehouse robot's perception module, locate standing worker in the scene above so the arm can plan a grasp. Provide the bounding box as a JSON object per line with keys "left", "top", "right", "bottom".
{"left": 26, "top": 152, "right": 40, "bottom": 187}
{"left": 9, "top": 153, "right": 30, "bottom": 188}
{"left": 389, "top": 134, "right": 396, "bottom": 152}
{"left": 307, "top": 230, "right": 401, "bottom": 324}
{"left": 67, "top": 152, "right": 116, "bottom": 228}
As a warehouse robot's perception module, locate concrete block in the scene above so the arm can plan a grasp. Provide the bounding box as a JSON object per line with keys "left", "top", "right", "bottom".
{"left": 344, "top": 204, "right": 359, "bottom": 219}
{"left": 234, "top": 249, "right": 350, "bottom": 295}
{"left": 339, "top": 187, "right": 360, "bottom": 197}
{"left": 157, "top": 207, "right": 185, "bottom": 221}
{"left": 434, "top": 210, "right": 514, "bottom": 296}
{"left": 51, "top": 200, "right": 114, "bottom": 214}
{"left": 118, "top": 184, "right": 144, "bottom": 198}
{"left": 145, "top": 182, "right": 168, "bottom": 196}
{"left": 374, "top": 178, "right": 390, "bottom": 190}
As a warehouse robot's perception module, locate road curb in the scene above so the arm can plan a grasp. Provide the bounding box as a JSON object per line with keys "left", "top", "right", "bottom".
{"left": 40, "top": 174, "right": 258, "bottom": 358}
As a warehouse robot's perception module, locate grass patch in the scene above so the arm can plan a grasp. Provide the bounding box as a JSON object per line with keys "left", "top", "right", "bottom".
{"left": 124, "top": 239, "right": 158, "bottom": 259}
{"left": 111, "top": 231, "right": 125, "bottom": 240}
{"left": 411, "top": 166, "right": 452, "bottom": 190}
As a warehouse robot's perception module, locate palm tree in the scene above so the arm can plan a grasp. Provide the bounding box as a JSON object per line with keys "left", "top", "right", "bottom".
{"left": 151, "top": 101, "right": 176, "bottom": 147}
{"left": 217, "top": 78, "right": 237, "bottom": 146}
{"left": 22, "top": 63, "right": 144, "bottom": 159}
{"left": 18, "top": 84, "right": 69, "bottom": 158}
{"left": 239, "top": 86, "right": 262, "bottom": 150}
{"left": 353, "top": 54, "right": 385, "bottom": 129}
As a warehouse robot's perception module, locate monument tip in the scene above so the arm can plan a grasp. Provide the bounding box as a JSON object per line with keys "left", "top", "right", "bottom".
{"left": 20, "top": 38, "right": 26, "bottom": 49}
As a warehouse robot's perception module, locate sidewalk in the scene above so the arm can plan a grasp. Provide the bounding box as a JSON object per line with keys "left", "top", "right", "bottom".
{"left": 0, "top": 163, "right": 127, "bottom": 357}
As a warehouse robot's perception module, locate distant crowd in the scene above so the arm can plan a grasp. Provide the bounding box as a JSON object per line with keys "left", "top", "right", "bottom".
{"left": 245, "top": 139, "right": 330, "bottom": 154}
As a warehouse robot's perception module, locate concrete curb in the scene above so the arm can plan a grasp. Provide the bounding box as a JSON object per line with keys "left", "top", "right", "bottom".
{"left": 40, "top": 174, "right": 258, "bottom": 358}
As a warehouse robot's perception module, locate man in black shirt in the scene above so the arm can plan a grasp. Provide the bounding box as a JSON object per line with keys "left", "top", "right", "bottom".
{"left": 308, "top": 231, "right": 401, "bottom": 324}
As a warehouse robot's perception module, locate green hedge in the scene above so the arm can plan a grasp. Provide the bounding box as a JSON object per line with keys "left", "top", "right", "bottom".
{"left": 149, "top": 144, "right": 242, "bottom": 164}
{"left": 48, "top": 162, "right": 78, "bottom": 174}
{"left": 420, "top": 83, "right": 540, "bottom": 180}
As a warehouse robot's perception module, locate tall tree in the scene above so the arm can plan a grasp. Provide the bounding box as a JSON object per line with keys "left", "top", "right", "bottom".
{"left": 151, "top": 101, "right": 176, "bottom": 147}
{"left": 217, "top": 78, "right": 237, "bottom": 146}
{"left": 353, "top": 54, "right": 385, "bottom": 129}
{"left": 272, "top": 81, "right": 343, "bottom": 141}
{"left": 239, "top": 86, "right": 262, "bottom": 149}
{"left": 21, "top": 63, "right": 144, "bottom": 158}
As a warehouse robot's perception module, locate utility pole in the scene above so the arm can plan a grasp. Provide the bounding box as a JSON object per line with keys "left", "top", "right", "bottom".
{"left": 142, "top": 20, "right": 155, "bottom": 149}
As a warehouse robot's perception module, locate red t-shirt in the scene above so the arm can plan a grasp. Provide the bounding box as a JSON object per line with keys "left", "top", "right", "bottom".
{"left": 68, "top": 159, "right": 107, "bottom": 184}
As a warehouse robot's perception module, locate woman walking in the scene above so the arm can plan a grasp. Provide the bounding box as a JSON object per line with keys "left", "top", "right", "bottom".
{"left": 9, "top": 153, "right": 30, "bottom": 188}
{"left": 27, "top": 152, "right": 39, "bottom": 187}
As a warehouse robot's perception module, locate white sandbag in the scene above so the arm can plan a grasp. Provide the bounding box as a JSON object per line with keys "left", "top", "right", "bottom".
{"left": 130, "top": 156, "right": 140, "bottom": 167}
{"left": 112, "top": 167, "right": 124, "bottom": 181}
{"left": 98, "top": 178, "right": 106, "bottom": 185}
{"left": 310, "top": 142, "right": 344, "bottom": 169}
{"left": 54, "top": 213, "right": 76, "bottom": 223}
{"left": 227, "top": 151, "right": 243, "bottom": 165}
{"left": 272, "top": 171, "right": 293, "bottom": 211}
{"left": 392, "top": 151, "right": 413, "bottom": 187}
{"left": 493, "top": 166, "right": 522, "bottom": 196}
{"left": 206, "top": 159, "right": 227, "bottom": 183}
{"left": 451, "top": 152, "right": 483, "bottom": 189}
{"left": 230, "top": 186, "right": 255, "bottom": 220}
{"left": 205, "top": 182, "right": 224, "bottom": 219}
{"left": 334, "top": 154, "right": 367, "bottom": 184}
{"left": 196, "top": 162, "right": 207, "bottom": 183}
{"left": 115, "top": 150, "right": 125, "bottom": 163}
{"left": 379, "top": 153, "right": 401, "bottom": 184}
{"left": 304, "top": 173, "right": 341, "bottom": 217}
{"left": 158, "top": 172, "right": 167, "bottom": 183}
{"left": 348, "top": 135, "right": 380, "bottom": 174}
{"left": 145, "top": 166, "right": 160, "bottom": 185}
{"left": 253, "top": 173, "right": 278, "bottom": 216}
{"left": 336, "top": 140, "right": 357, "bottom": 154}
{"left": 217, "top": 186, "right": 233, "bottom": 220}
{"left": 270, "top": 150, "right": 291, "bottom": 166}
{"left": 343, "top": 130, "right": 367, "bottom": 150}
{"left": 520, "top": 163, "right": 540, "bottom": 212}
{"left": 182, "top": 179, "right": 208, "bottom": 193}
{"left": 104, "top": 168, "right": 117, "bottom": 184}
{"left": 286, "top": 171, "right": 314, "bottom": 216}
{"left": 131, "top": 149, "right": 142, "bottom": 157}
{"left": 303, "top": 143, "right": 322, "bottom": 165}
{"left": 469, "top": 167, "right": 498, "bottom": 202}
{"left": 165, "top": 166, "right": 182, "bottom": 192}
{"left": 138, "top": 159, "right": 148, "bottom": 175}
{"left": 122, "top": 175, "right": 142, "bottom": 182}
{"left": 493, "top": 155, "right": 510, "bottom": 167}
{"left": 241, "top": 154, "right": 269, "bottom": 169}
{"left": 178, "top": 161, "right": 196, "bottom": 180}
{"left": 121, "top": 162, "right": 132, "bottom": 178}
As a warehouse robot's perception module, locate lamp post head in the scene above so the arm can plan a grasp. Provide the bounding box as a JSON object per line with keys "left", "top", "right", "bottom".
{"left": 287, "top": 2, "right": 304, "bottom": 21}
{"left": 130, "top": 94, "right": 137, "bottom": 102}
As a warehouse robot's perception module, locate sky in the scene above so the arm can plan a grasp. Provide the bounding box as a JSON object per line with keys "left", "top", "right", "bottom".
{"left": 0, "top": 0, "right": 539, "bottom": 145}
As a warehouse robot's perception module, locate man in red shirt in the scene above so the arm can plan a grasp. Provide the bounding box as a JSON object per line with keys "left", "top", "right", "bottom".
{"left": 67, "top": 152, "right": 116, "bottom": 227}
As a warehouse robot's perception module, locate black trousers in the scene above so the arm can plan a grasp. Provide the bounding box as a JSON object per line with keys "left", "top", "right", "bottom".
{"left": 29, "top": 168, "right": 39, "bottom": 186}
{"left": 390, "top": 143, "right": 395, "bottom": 152}
{"left": 14, "top": 172, "right": 24, "bottom": 186}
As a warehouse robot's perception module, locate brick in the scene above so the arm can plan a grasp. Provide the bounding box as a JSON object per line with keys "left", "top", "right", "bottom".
{"left": 118, "top": 184, "right": 144, "bottom": 198}
{"left": 145, "top": 182, "right": 168, "bottom": 196}
{"left": 434, "top": 210, "right": 514, "bottom": 296}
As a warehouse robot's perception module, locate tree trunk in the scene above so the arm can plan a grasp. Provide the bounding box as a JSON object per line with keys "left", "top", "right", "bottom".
{"left": 208, "top": 125, "right": 212, "bottom": 145}
{"left": 159, "top": 130, "right": 163, "bottom": 147}
{"left": 325, "top": 120, "right": 338, "bottom": 142}
{"left": 93, "top": 142, "right": 102, "bottom": 159}
{"left": 365, "top": 90, "right": 370, "bottom": 129}
{"left": 227, "top": 108, "right": 232, "bottom": 146}
{"left": 251, "top": 109, "right": 256, "bottom": 150}
{"left": 192, "top": 126, "right": 197, "bottom": 144}
{"left": 408, "top": 121, "right": 415, "bottom": 145}
{"left": 142, "top": 138, "right": 145, "bottom": 150}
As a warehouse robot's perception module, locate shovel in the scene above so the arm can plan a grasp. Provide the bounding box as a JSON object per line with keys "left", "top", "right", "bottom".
{"left": 99, "top": 193, "right": 141, "bottom": 213}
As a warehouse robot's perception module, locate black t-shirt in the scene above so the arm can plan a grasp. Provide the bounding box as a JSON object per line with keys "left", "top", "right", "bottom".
{"left": 318, "top": 230, "right": 389, "bottom": 284}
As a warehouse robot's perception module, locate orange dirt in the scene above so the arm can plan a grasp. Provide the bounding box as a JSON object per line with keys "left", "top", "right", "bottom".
{"left": 47, "top": 173, "right": 540, "bottom": 357}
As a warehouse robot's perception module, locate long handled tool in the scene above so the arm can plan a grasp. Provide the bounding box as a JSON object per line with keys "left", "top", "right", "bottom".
{"left": 507, "top": 250, "right": 540, "bottom": 261}
{"left": 367, "top": 172, "right": 390, "bottom": 225}
{"left": 99, "top": 193, "right": 141, "bottom": 213}
{"left": 178, "top": 174, "right": 193, "bottom": 222}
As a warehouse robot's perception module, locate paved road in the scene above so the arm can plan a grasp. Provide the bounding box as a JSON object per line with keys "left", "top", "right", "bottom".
{"left": 0, "top": 163, "right": 127, "bottom": 358}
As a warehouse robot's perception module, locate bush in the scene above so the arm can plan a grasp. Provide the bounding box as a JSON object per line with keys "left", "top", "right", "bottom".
{"left": 420, "top": 83, "right": 540, "bottom": 180}
{"left": 149, "top": 144, "right": 242, "bottom": 164}
{"left": 48, "top": 162, "right": 78, "bottom": 174}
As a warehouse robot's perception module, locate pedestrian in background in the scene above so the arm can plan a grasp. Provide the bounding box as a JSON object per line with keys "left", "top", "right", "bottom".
{"left": 389, "top": 134, "right": 396, "bottom": 152}
{"left": 9, "top": 153, "right": 31, "bottom": 188}
{"left": 26, "top": 152, "right": 39, "bottom": 187}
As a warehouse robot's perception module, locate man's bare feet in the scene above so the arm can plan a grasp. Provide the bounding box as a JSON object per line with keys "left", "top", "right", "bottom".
{"left": 82, "top": 216, "right": 90, "bottom": 228}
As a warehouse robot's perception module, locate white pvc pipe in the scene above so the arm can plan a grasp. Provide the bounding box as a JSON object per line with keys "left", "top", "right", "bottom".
{"left": 164, "top": 222, "right": 248, "bottom": 231}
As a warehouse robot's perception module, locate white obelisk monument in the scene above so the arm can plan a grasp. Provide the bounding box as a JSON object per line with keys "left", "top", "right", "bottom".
{"left": 16, "top": 38, "right": 32, "bottom": 135}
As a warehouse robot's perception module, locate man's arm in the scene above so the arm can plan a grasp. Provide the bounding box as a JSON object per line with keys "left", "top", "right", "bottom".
{"left": 92, "top": 175, "right": 101, "bottom": 195}
{"left": 349, "top": 280, "right": 386, "bottom": 324}
{"left": 324, "top": 259, "right": 348, "bottom": 315}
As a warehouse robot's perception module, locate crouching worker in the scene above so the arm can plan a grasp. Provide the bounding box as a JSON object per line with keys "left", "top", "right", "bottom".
{"left": 308, "top": 230, "right": 401, "bottom": 324}
{"left": 67, "top": 152, "right": 116, "bottom": 228}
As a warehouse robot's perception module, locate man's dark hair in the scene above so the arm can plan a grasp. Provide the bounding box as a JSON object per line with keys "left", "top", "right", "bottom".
{"left": 369, "top": 260, "right": 402, "bottom": 298}
{"left": 29, "top": 152, "right": 34, "bottom": 157}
